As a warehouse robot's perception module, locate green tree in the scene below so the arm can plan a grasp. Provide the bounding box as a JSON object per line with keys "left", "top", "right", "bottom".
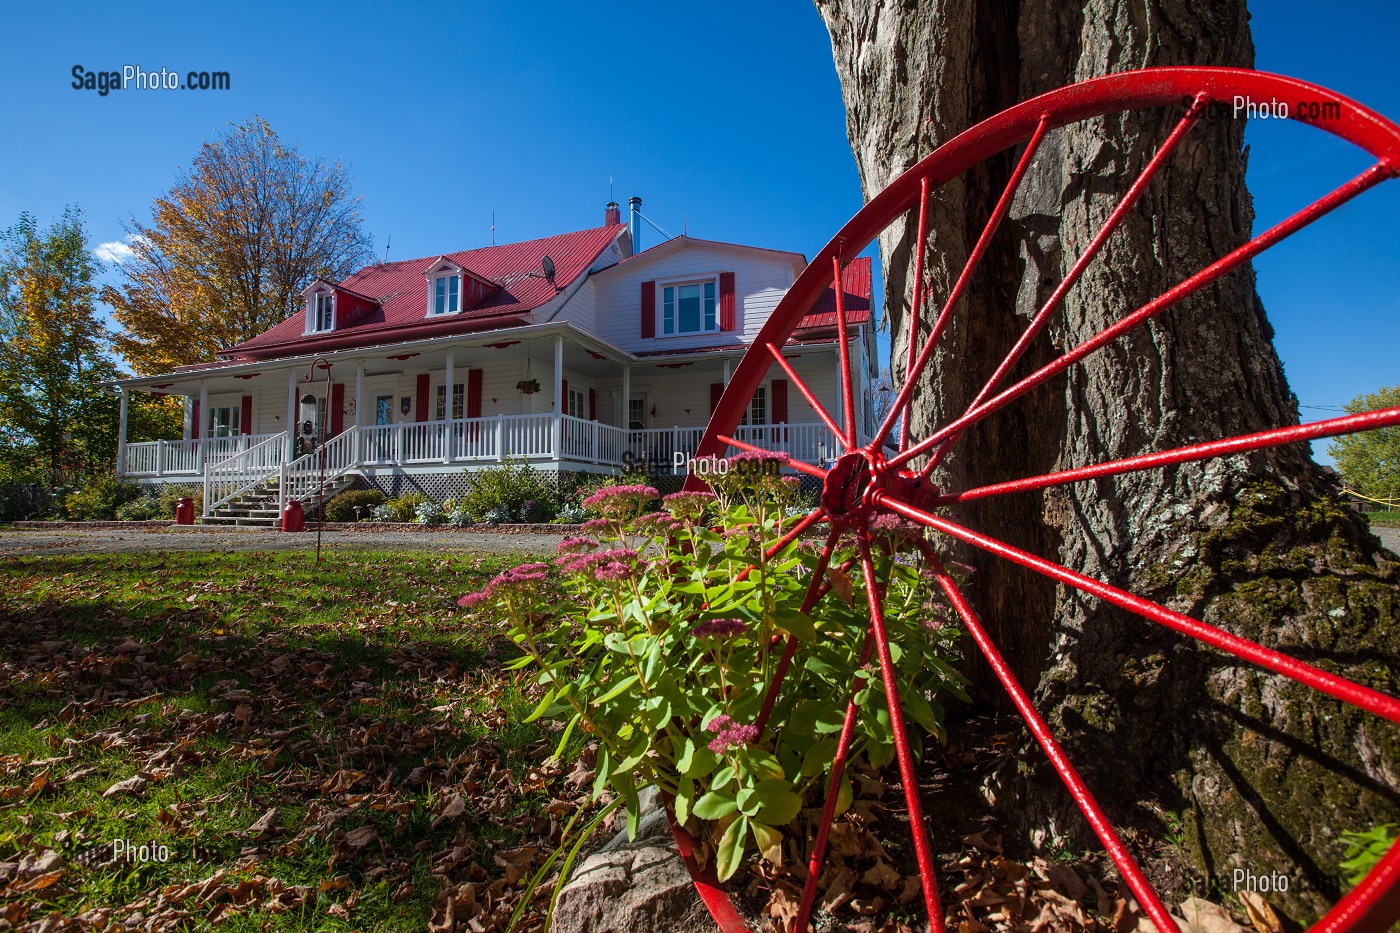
{"left": 104, "top": 116, "right": 374, "bottom": 374}
{"left": 1329, "top": 385, "right": 1400, "bottom": 502}
{"left": 0, "top": 208, "right": 119, "bottom": 485}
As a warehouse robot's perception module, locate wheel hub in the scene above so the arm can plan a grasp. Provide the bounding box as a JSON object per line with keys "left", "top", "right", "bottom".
{"left": 821, "top": 450, "right": 940, "bottom": 527}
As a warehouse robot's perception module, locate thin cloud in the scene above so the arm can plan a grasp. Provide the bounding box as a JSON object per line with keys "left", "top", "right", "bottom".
{"left": 95, "top": 239, "right": 136, "bottom": 264}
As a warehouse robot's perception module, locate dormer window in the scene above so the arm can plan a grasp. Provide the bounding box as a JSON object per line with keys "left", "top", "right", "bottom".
{"left": 433, "top": 273, "right": 460, "bottom": 316}
{"left": 313, "top": 292, "right": 334, "bottom": 332}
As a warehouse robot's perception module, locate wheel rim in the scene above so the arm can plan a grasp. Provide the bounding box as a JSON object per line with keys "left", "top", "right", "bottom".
{"left": 684, "top": 67, "right": 1400, "bottom": 933}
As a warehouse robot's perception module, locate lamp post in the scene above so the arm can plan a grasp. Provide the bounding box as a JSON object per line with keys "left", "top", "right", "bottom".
{"left": 305, "top": 357, "right": 333, "bottom": 565}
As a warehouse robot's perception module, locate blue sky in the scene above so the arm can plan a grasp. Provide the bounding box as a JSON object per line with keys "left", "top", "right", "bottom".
{"left": 1, "top": 1, "right": 1395, "bottom": 464}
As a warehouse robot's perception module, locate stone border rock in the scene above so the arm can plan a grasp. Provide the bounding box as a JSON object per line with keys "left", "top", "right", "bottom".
{"left": 9, "top": 520, "right": 583, "bottom": 535}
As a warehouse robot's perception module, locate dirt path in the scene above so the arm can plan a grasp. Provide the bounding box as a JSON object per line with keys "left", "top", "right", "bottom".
{"left": 0, "top": 524, "right": 560, "bottom": 557}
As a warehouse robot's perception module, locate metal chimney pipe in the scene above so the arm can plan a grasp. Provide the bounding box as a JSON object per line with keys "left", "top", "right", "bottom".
{"left": 629, "top": 196, "right": 642, "bottom": 252}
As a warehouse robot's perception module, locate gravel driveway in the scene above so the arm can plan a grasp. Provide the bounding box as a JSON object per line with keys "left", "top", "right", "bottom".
{"left": 0, "top": 524, "right": 560, "bottom": 557}
{"left": 4, "top": 522, "right": 1396, "bottom": 560}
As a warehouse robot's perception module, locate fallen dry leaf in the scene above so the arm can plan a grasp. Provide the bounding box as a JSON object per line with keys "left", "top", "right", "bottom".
{"left": 101, "top": 775, "right": 147, "bottom": 798}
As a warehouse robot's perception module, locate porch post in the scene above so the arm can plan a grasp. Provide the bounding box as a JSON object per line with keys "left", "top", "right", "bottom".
{"left": 354, "top": 361, "right": 364, "bottom": 466}
{"left": 551, "top": 335, "right": 564, "bottom": 459}
{"left": 443, "top": 348, "right": 454, "bottom": 464}
{"left": 723, "top": 359, "right": 731, "bottom": 386}
{"left": 116, "top": 387, "right": 129, "bottom": 476}
{"left": 197, "top": 381, "right": 208, "bottom": 471}
{"left": 833, "top": 345, "right": 845, "bottom": 439}
{"left": 285, "top": 371, "right": 298, "bottom": 461}
{"left": 621, "top": 364, "right": 631, "bottom": 466}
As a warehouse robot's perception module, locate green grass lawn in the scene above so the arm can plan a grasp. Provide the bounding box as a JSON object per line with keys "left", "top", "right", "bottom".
{"left": 1370, "top": 510, "right": 1400, "bottom": 527}
{"left": 0, "top": 549, "right": 588, "bottom": 931}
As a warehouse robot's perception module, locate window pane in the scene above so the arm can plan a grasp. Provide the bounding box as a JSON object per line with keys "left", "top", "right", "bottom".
{"left": 704, "top": 281, "right": 716, "bottom": 330}
{"left": 435, "top": 385, "right": 445, "bottom": 421}
{"left": 453, "top": 384, "right": 464, "bottom": 420}
{"left": 435, "top": 277, "right": 445, "bottom": 315}
{"left": 663, "top": 287, "right": 675, "bottom": 335}
{"left": 678, "top": 284, "right": 701, "bottom": 333}
{"left": 448, "top": 276, "right": 459, "bottom": 313}
{"left": 375, "top": 397, "right": 391, "bottom": 425}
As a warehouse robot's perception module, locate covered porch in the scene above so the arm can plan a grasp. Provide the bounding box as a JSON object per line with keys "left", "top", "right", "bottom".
{"left": 114, "top": 321, "right": 870, "bottom": 497}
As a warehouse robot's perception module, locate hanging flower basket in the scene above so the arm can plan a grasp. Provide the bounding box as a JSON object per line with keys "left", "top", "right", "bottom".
{"left": 516, "top": 378, "right": 541, "bottom": 395}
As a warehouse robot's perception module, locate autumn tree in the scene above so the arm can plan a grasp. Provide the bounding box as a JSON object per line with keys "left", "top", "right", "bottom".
{"left": 0, "top": 208, "right": 117, "bottom": 483}
{"left": 105, "top": 117, "right": 373, "bottom": 374}
{"left": 815, "top": 0, "right": 1397, "bottom": 923}
{"left": 1330, "top": 385, "right": 1400, "bottom": 503}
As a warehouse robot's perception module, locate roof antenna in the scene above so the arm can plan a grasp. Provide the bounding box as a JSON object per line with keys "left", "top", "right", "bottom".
{"left": 609, "top": 173, "right": 614, "bottom": 203}
{"left": 491, "top": 210, "right": 496, "bottom": 247}
{"left": 383, "top": 234, "right": 391, "bottom": 264}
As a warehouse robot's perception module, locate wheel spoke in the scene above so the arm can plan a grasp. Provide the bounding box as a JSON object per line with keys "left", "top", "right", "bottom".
{"left": 833, "top": 256, "right": 858, "bottom": 447}
{"left": 942, "top": 408, "right": 1400, "bottom": 503}
{"left": 919, "top": 545, "right": 1181, "bottom": 933}
{"left": 892, "top": 160, "right": 1391, "bottom": 472}
{"left": 716, "top": 433, "right": 828, "bottom": 479}
{"left": 968, "top": 103, "right": 1204, "bottom": 416}
{"left": 767, "top": 343, "right": 849, "bottom": 449}
{"left": 857, "top": 538, "right": 945, "bottom": 930}
{"left": 877, "top": 493, "right": 1400, "bottom": 724}
{"left": 879, "top": 117, "right": 1053, "bottom": 454}
{"left": 898, "top": 176, "right": 933, "bottom": 453}
{"left": 795, "top": 627, "right": 876, "bottom": 933}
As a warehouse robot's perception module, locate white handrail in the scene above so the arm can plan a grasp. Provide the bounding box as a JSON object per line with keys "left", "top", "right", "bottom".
{"left": 280, "top": 426, "right": 362, "bottom": 514}
{"left": 203, "top": 432, "right": 289, "bottom": 517}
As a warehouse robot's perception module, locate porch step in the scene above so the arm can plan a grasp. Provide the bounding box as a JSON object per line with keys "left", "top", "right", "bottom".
{"left": 204, "top": 473, "right": 358, "bottom": 526}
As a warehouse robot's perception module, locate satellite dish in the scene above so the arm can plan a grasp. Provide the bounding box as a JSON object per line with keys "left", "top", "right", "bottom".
{"left": 541, "top": 255, "right": 557, "bottom": 287}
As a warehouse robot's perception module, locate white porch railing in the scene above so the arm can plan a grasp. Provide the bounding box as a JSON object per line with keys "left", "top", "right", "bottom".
{"left": 123, "top": 433, "right": 284, "bottom": 477}
{"left": 203, "top": 432, "right": 289, "bottom": 518}
{"left": 280, "top": 426, "right": 363, "bottom": 511}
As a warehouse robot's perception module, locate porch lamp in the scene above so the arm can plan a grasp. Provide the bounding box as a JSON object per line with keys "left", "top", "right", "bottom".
{"left": 304, "top": 357, "right": 333, "bottom": 565}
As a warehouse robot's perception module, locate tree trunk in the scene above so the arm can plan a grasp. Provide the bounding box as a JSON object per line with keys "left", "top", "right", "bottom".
{"left": 816, "top": 0, "right": 1400, "bottom": 923}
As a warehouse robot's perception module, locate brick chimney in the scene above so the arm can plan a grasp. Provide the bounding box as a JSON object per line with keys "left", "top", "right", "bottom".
{"left": 604, "top": 201, "right": 621, "bottom": 226}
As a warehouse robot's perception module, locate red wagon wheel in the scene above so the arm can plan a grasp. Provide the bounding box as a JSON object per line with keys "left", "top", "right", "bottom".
{"left": 680, "top": 67, "right": 1400, "bottom": 933}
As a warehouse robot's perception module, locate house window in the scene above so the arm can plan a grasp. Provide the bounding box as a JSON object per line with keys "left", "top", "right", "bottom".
{"left": 433, "top": 274, "right": 460, "bottom": 316}
{"left": 740, "top": 387, "right": 766, "bottom": 426}
{"left": 208, "top": 405, "right": 241, "bottom": 438}
{"left": 567, "top": 387, "right": 587, "bottom": 420}
{"left": 628, "top": 396, "right": 647, "bottom": 431}
{"left": 661, "top": 280, "right": 717, "bottom": 336}
{"left": 312, "top": 292, "right": 334, "bottom": 332}
{"left": 435, "top": 383, "right": 465, "bottom": 421}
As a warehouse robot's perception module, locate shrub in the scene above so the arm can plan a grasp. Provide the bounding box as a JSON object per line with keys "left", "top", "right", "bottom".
{"left": 60, "top": 475, "right": 143, "bottom": 521}
{"left": 517, "top": 498, "right": 554, "bottom": 523}
{"left": 460, "top": 459, "right": 556, "bottom": 523}
{"left": 323, "top": 489, "right": 387, "bottom": 522}
{"left": 481, "top": 506, "right": 511, "bottom": 525}
{"left": 0, "top": 483, "right": 57, "bottom": 521}
{"left": 415, "top": 501, "right": 445, "bottom": 525}
{"left": 374, "top": 492, "right": 429, "bottom": 523}
{"left": 115, "top": 497, "right": 161, "bottom": 521}
{"left": 461, "top": 457, "right": 967, "bottom": 884}
{"left": 554, "top": 503, "right": 587, "bottom": 524}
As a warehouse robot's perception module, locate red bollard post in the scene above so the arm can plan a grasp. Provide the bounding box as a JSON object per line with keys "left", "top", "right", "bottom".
{"left": 281, "top": 499, "right": 305, "bottom": 532}
{"left": 175, "top": 497, "right": 194, "bottom": 525}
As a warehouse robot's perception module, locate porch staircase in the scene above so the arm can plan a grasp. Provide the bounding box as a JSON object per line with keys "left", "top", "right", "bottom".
{"left": 202, "top": 473, "right": 358, "bottom": 527}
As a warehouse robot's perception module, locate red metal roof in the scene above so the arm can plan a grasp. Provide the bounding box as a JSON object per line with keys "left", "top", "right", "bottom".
{"left": 225, "top": 224, "right": 625, "bottom": 360}
{"left": 796, "top": 257, "right": 872, "bottom": 331}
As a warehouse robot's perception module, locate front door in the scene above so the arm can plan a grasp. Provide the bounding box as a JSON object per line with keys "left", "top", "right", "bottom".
{"left": 375, "top": 395, "right": 393, "bottom": 426}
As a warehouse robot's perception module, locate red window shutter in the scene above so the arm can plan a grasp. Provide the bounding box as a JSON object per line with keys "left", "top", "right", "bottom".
{"left": 719, "top": 272, "right": 736, "bottom": 331}
{"left": 240, "top": 395, "right": 253, "bottom": 435}
{"left": 191, "top": 400, "right": 200, "bottom": 440}
{"left": 467, "top": 368, "right": 483, "bottom": 418}
{"left": 771, "top": 379, "right": 788, "bottom": 423}
{"left": 710, "top": 383, "right": 723, "bottom": 414}
{"left": 641, "top": 280, "right": 656, "bottom": 338}
{"left": 561, "top": 378, "right": 568, "bottom": 414}
{"left": 331, "top": 383, "right": 345, "bottom": 436}
{"left": 415, "top": 374, "right": 429, "bottom": 422}
{"left": 589, "top": 388, "right": 597, "bottom": 421}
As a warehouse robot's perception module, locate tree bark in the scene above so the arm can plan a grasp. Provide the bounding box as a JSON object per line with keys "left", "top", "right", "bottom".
{"left": 816, "top": 0, "right": 1400, "bottom": 923}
